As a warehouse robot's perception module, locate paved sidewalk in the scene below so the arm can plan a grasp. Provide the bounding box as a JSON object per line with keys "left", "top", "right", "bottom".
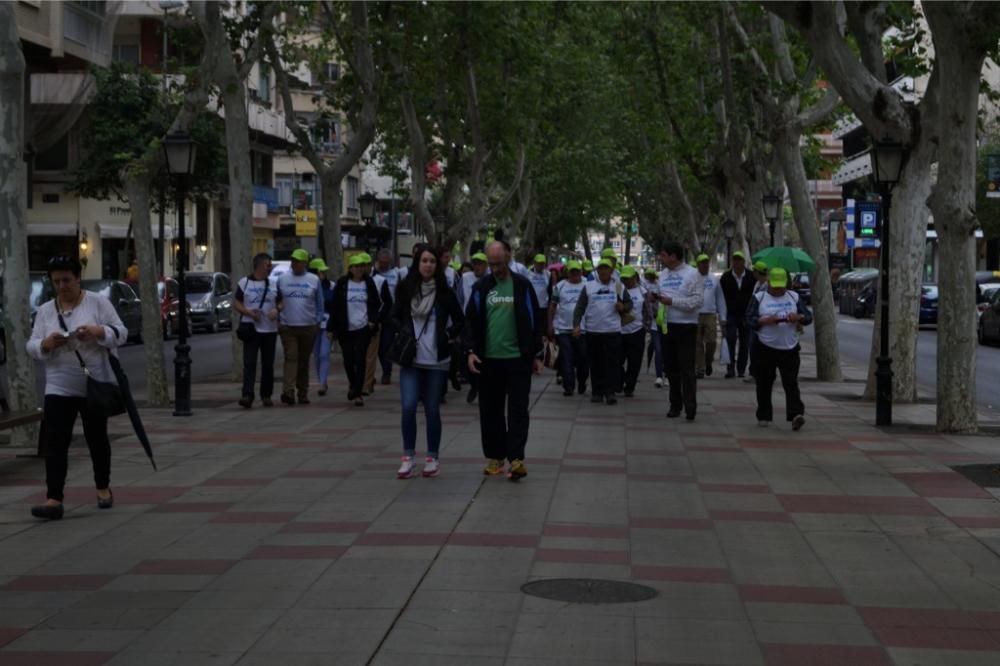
{"left": 2, "top": 345, "right": 1000, "bottom": 665}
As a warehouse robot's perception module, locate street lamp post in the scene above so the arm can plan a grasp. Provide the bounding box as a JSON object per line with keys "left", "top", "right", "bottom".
{"left": 870, "top": 138, "right": 905, "bottom": 427}
{"left": 762, "top": 194, "right": 782, "bottom": 248}
{"left": 162, "top": 131, "right": 197, "bottom": 417}
{"left": 722, "top": 218, "right": 737, "bottom": 262}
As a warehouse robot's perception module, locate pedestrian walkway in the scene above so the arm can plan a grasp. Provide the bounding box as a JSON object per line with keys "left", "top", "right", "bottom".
{"left": 2, "top": 344, "right": 1000, "bottom": 665}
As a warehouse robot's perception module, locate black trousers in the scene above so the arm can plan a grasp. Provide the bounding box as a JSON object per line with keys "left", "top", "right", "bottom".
{"left": 556, "top": 333, "right": 589, "bottom": 391}
{"left": 621, "top": 329, "right": 645, "bottom": 393}
{"left": 241, "top": 331, "right": 278, "bottom": 399}
{"left": 755, "top": 342, "right": 804, "bottom": 422}
{"left": 586, "top": 332, "right": 621, "bottom": 398}
{"left": 725, "top": 316, "right": 750, "bottom": 375}
{"left": 43, "top": 395, "right": 111, "bottom": 502}
{"left": 664, "top": 323, "right": 698, "bottom": 415}
{"left": 340, "top": 328, "right": 372, "bottom": 396}
{"left": 478, "top": 358, "right": 532, "bottom": 461}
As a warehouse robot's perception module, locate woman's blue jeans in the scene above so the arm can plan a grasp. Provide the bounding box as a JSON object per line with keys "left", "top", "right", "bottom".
{"left": 400, "top": 366, "right": 448, "bottom": 457}
{"left": 313, "top": 331, "right": 331, "bottom": 387}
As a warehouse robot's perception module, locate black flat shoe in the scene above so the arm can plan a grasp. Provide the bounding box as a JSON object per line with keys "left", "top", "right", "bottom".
{"left": 31, "top": 503, "right": 64, "bottom": 520}
{"left": 97, "top": 491, "right": 114, "bottom": 509}
{"left": 666, "top": 410, "right": 681, "bottom": 418}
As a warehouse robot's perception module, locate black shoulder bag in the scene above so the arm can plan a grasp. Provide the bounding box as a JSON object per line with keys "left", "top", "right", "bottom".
{"left": 388, "top": 310, "right": 432, "bottom": 368}
{"left": 57, "top": 311, "right": 126, "bottom": 418}
{"left": 236, "top": 276, "right": 269, "bottom": 343}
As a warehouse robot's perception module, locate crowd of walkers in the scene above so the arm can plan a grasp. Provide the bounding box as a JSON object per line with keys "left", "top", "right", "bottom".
{"left": 26, "top": 240, "right": 812, "bottom": 520}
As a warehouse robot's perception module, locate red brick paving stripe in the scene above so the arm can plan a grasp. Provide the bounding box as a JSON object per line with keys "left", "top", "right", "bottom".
{"left": 0, "top": 653, "right": 117, "bottom": 666}
{"left": 699, "top": 483, "right": 771, "bottom": 494}
{"left": 0, "top": 627, "right": 26, "bottom": 648}
{"left": 629, "top": 517, "right": 714, "bottom": 530}
{"left": 536, "top": 548, "right": 629, "bottom": 565}
{"left": 246, "top": 545, "right": 347, "bottom": 560}
{"left": 177, "top": 432, "right": 294, "bottom": 443}
{"left": 866, "top": 450, "right": 917, "bottom": 457}
{"left": 23, "top": 486, "right": 189, "bottom": 505}
{"left": 685, "top": 445, "right": 744, "bottom": 453}
{"left": 573, "top": 453, "right": 627, "bottom": 461}
{"left": 209, "top": 512, "right": 298, "bottom": 524}
{"left": 778, "top": 494, "right": 938, "bottom": 516}
{"left": 710, "top": 510, "right": 792, "bottom": 523}
{"left": 739, "top": 438, "right": 853, "bottom": 451}
{"left": 859, "top": 606, "right": 1000, "bottom": 630}
{"left": 3, "top": 575, "right": 114, "bottom": 592}
{"left": 677, "top": 432, "right": 734, "bottom": 438}
{"left": 543, "top": 524, "right": 630, "bottom": 539}
{"left": 626, "top": 425, "right": 674, "bottom": 432}
{"left": 738, "top": 584, "right": 846, "bottom": 605}
{"left": 283, "top": 470, "right": 353, "bottom": 478}
{"left": 355, "top": 532, "right": 449, "bottom": 546}
{"left": 628, "top": 474, "right": 696, "bottom": 483}
{"left": 446, "top": 533, "right": 539, "bottom": 548}
{"left": 951, "top": 516, "right": 1000, "bottom": 529}
{"left": 560, "top": 464, "right": 628, "bottom": 475}
{"left": 626, "top": 448, "right": 688, "bottom": 457}
{"left": 892, "top": 472, "right": 992, "bottom": 499}
{"left": 631, "top": 565, "right": 730, "bottom": 583}
{"left": 282, "top": 521, "right": 370, "bottom": 533}
{"left": 870, "top": 626, "right": 1000, "bottom": 650}
{"left": 761, "top": 644, "right": 892, "bottom": 666}
{"left": 201, "top": 478, "right": 268, "bottom": 486}
{"left": 131, "top": 559, "right": 236, "bottom": 575}
{"left": 0, "top": 478, "right": 36, "bottom": 487}
{"left": 149, "top": 502, "right": 234, "bottom": 513}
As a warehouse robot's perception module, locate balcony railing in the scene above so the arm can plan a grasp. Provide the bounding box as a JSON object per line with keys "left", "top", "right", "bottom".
{"left": 253, "top": 185, "right": 280, "bottom": 212}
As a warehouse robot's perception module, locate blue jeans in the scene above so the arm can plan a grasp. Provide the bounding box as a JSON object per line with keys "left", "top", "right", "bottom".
{"left": 313, "top": 331, "right": 331, "bottom": 387}
{"left": 400, "top": 366, "right": 448, "bottom": 457}
{"left": 556, "top": 333, "right": 588, "bottom": 391}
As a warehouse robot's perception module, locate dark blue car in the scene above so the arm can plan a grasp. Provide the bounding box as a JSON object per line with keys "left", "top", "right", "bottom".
{"left": 919, "top": 285, "right": 938, "bottom": 325}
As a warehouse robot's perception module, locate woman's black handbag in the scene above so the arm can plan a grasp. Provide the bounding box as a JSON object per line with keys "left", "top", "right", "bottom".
{"left": 388, "top": 316, "right": 430, "bottom": 368}
{"left": 57, "top": 312, "right": 126, "bottom": 418}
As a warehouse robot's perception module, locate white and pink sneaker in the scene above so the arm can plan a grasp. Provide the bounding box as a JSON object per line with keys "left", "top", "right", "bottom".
{"left": 397, "top": 456, "right": 417, "bottom": 479}
{"left": 422, "top": 457, "right": 440, "bottom": 478}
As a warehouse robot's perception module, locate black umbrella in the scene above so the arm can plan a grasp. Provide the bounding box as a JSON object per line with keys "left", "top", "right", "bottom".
{"left": 108, "top": 354, "right": 157, "bottom": 470}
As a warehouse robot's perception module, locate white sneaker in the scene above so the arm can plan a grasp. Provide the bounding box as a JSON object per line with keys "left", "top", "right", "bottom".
{"left": 654, "top": 377, "right": 664, "bottom": 388}
{"left": 422, "top": 457, "right": 440, "bottom": 477}
{"left": 397, "top": 456, "right": 416, "bottom": 479}
{"left": 758, "top": 421, "right": 770, "bottom": 427}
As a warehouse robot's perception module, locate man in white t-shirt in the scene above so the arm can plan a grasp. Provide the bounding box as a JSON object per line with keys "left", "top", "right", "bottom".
{"left": 276, "top": 248, "right": 326, "bottom": 405}
{"left": 548, "top": 260, "right": 589, "bottom": 396}
{"left": 657, "top": 241, "right": 704, "bottom": 420}
{"left": 695, "top": 254, "right": 727, "bottom": 379}
{"left": 233, "top": 253, "right": 280, "bottom": 408}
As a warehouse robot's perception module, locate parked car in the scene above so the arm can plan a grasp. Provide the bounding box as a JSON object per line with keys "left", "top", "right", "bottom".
{"left": 853, "top": 283, "right": 877, "bottom": 318}
{"left": 979, "top": 287, "right": 1000, "bottom": 344}
{"left": 81, "top": 279, "right": 143, "bottom": 342}
{"left": 791, "top": 273, "right": 811, "bottom": 306}
{"left": 157, "top": 277, "right": 189, "bottom": 339}
{"left": 918, "top": 284, "right": 938, "bottom": 326}
{"left": 270, "top": 260, "right": 292, "bottom": 279}
{"left": 183, "top": 272, "right": 233, "bottom": 333}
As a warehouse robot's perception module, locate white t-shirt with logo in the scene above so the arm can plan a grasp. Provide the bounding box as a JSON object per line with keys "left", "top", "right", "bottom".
{"left": 528, "top": 269, "right": 550, "bottom": 308}
{"left": 622, "top": 286, "right": 645, "bottom": 335}
{"left": 581, "top": 280, "right": 621, "bottom": 334}
{"left": 237, "top": 276, "right": 278, "bottom": 333}
{"left": 277, "top": 271, "right": 324, "bottom": 326}
{"left": 345, "top": 279, "right": 369, "bottom": 331}
{"left": 658, "top": 263, "right": 703, "bottom": 325}
{"left": 375, "top": 268, "right": 400, "bottom": 299}
{"left": 699, "top": 272, "right": 728, "bottom": 319}
{"left": 551, "top": 279, "right": 586, "bottom": 334}
{"left": 755, "top": 290, "right": 801, "bottom": 350}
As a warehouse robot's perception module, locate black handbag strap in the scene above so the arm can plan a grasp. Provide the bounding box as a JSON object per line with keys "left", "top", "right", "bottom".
{"left": 56, "top": 309, "right": 92, "bottom": 375}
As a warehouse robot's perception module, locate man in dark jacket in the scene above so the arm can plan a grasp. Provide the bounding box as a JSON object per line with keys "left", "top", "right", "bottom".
{"left": 464, "top": 241, "right": 544, "bottom": 481}
{"left": 719, "top": 251, "right": 756, "bottom": 378}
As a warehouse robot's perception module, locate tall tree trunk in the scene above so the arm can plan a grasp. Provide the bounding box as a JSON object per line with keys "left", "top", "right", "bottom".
{"left": 925, "top": 21, "right": 989, "bottom": 432}
{"left": 861, "top": 146, "right": 933, "bottom": 403}
{"left": 774, "top": 132, "right": 841, "bottom": 381}
{"left": 320, "top": 173, "right": 343, "bottom": 277}
{"left": 0, "top": 8, "right": 40, "bottom": 446}
{"left": 124, "top": 175, "right": 169, "bottom": 405}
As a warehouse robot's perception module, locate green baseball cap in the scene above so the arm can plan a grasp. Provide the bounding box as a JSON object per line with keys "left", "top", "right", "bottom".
{"left": 753, "top": 260, "right": 769, "bottom": 273}
{"left": 583, "top": 260, "right": 594, "bottom": 271}
{"left": 290, "top": 248, "right": 309, "bottom": 262}
{"left": 450, "top": 260, "right": 461, "bottom": 270}
{"left": 597, "top": 258, "right": 613, "bottom": 269}
{"left": 348, "top": 254, "right": 368, "bottom": 267}
{"left": 696, "top": 253, "right": 710, "bottom": 263}
{"left": 308, "top": 258, "right": 329, "bottom": 271}
{"left": 644, "top": 267, "right": 657, "bottom": 276}
{"left": 732, "top": 251, "right": 746, "bottom": 260}
{"left": 533, "top": 254, "right": 546, "bottom": 264}
{"left": 620, "top": 265, "right": 637, "bottom": 279}
{"left": 567, "top": 260, "right": 583, "bottom": 271}
{"left": 600, "top": 248, "right": 617, "bottom": 259}
{"left": 471, "top": 252, "right": 487, "bottom": 263}
{"left": 769, "top": 266, "right": 789, "bottom": 288}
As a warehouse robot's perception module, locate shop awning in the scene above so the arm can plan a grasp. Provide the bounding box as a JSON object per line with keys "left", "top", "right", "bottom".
{"left": 27, "top": 223, "right": 78, "bottom": 236}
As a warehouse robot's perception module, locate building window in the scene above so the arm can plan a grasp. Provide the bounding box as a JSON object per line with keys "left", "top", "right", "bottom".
{"left": 35, "top": 134, "right": 70, "bottom": 171}
{"left": 112, "top": 44, "right": 139, "bottom": 64}
{"left": 257, "top": 66, "right": 271, "bottom": 104}
{"left": 275, "top": 173, "right": 293, "bottom": 208}
{"left": 196, "top": 200, "right": 209, "bottom": 245}
{"left": 313, "top": 62, "right": 339, "bottom": 86}
{"left": 346, "top": 176, "right": 358, "bottom": 215}
{"left": 312, "top": 118, "right": 339, "bottom": 153}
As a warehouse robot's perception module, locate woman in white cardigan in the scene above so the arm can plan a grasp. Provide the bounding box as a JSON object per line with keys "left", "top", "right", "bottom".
{"left": 27, "top": 255, "right": 127, "bottom": 520}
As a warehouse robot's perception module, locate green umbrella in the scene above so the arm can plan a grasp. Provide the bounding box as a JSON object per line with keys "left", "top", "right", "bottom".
{"left": 751, "top": 246, "right": 817, "bottom": 273}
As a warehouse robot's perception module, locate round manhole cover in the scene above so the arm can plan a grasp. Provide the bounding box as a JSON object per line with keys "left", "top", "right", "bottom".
{"left": 521, "top": 578, "right": 658, "bottom": 604}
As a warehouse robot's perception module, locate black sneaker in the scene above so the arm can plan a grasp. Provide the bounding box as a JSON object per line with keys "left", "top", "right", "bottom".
{"left": 624, "top": 390, "right": 634, "bottom": 398}
{"left": 606, "top": 395, "right": 618, "bottom": 405}
{"left": 706, "top": 364, "right": 713, "bottom": 377}
{"left": 685, "top": 412, "right": 696, "bottom": 421}
{"left": 467, "top": 387, "right": 478, "bottom": 404}
{"left": 238, "top": 397, "right": 252, "bottom": 409}
{"left": 792, "top": 414, "right": 806, "bottom": 431}
{"left": 578, "top": 382, "right": 587, "bottom": 395}
{"left": 381, "top": 374, "right": 391, "bottom": 385}
{"left": 31, "top": 503, "right": 64, "bottom": 520}
{"left": 280, "top": 393, "right": 295, "bottom": 406}
{"left": 563, "top": 390, "right": 574, "bottom": 397}
{"left": 666, "top": 410, "right": 681, "bottom": 418}
{"left": 298, "top": 396, "right": 310, "bottom": 405}
{"left": 262, "top": 398, "right": 274, "bottom": 407}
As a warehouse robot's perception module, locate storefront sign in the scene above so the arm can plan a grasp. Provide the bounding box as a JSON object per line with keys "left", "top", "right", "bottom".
{"left": 295, "top": 209, "right": 318, "bottom": 237}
